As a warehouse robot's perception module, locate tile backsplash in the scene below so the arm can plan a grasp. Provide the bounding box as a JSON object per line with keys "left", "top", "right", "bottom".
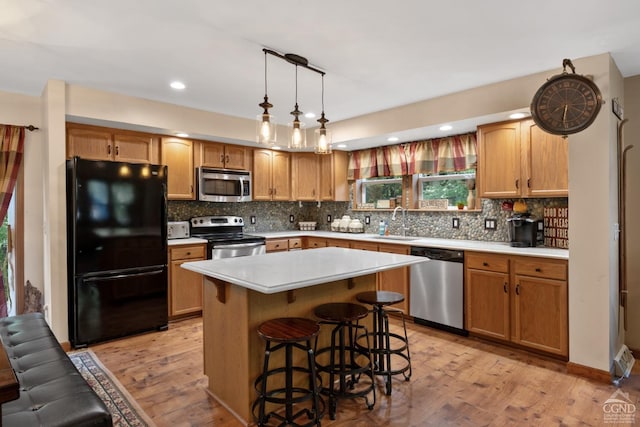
{"left": 169, "top": 198, "right": 568, "bottom": 243}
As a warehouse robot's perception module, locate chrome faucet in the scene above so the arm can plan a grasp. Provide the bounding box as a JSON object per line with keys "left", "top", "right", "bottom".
{"left": 392, "top": 206, "right": 409, "bottom": 236}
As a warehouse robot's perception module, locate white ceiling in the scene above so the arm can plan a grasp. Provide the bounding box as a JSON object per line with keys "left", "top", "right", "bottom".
{"left": 2, "top": 0, "right": 640, "bottom": 149}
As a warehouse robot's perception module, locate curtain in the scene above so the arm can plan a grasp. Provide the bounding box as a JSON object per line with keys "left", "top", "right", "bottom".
{"left": 0, "top": 125, "right": 25, "bottom": 317}
{"left": 348, "top": 132, "right": 477, "bottom": 179}
{"left": 407, "top": 132, "right": 477, "bottom": 175}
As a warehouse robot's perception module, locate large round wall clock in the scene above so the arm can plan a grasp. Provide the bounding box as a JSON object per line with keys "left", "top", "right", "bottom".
{"left": 530, "top": 59, "right": 603, "bottom": 136}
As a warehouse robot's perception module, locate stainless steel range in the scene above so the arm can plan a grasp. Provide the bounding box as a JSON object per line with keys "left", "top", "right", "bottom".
{"left": 190, "top": 215, "right": 266, "bottom": 259}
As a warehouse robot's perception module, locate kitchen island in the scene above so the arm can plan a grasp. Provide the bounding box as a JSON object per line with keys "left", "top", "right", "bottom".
{"left": 181, "top": 247, "right": 426, "bottom": 425}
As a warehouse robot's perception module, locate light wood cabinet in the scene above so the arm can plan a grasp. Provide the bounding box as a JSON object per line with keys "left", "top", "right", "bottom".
{"left": 465, "top": 252, "right": 510, "bottom": 340}
{"left": 253, "top": 149, "right": 291, "bottom": 201}
{"left": 320, "top": 151, "right": 349, "bottom": 201}
{"left": 465, "top": 251, "right": 568, "bottom": 357}
{"left": 304, "top": 237, "right": 328, "bottom": 249}
{"left": 477, "top": 119, "right": 568, "bottom": 198}
{"left": 349, "top": 241, "right": 379, "bottom": 252}
{"left": 199, "top": 141, "right": 251, "bottom": 170}
{"left": 325, "top": 238, "right": 351, "bottom": 248}
{"left": 161, "top": 137, "right": 195, "bottom": 200}
{"left": 266, "top": 238, "right": 302, "bottom": 252}
{"left": 168, "top": 243, "right": 206, "bottom": 319}
{"left": 377, "top": 243, "right": 410, "bottom": 313}
{"left": 66, "top": 123, "right": 159, "bottom": 164}
{"left": 292, "top": 153, "right": 320, "bottom": 201}
{"left": 511, "top": 257, "right": 568, "bottom": 356}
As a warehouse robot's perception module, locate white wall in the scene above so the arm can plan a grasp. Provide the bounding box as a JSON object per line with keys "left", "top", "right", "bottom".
{"left": 0, "top": 91, "right": 45, "bottom": 313}
{"left": 41, "top": 80, "right": 68, "bottom": 340}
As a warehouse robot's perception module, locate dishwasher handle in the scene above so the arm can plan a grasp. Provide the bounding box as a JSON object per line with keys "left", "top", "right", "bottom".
{"left": 410, "top": 247, "right": 464, "bottom": 262}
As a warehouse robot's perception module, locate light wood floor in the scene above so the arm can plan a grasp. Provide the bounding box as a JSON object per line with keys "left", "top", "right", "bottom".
{"left": 89, "top": 316, "right": 640, "bottom": 426}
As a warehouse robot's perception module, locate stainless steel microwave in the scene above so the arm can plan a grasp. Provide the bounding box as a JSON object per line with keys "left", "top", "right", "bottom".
{"left": 197, "top": 167, "right": 252, "bottom": 202}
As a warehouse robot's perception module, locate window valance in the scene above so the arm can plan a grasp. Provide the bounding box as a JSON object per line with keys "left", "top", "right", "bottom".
{"left": 347, "top": 132, "right": 477, "bottom": 180}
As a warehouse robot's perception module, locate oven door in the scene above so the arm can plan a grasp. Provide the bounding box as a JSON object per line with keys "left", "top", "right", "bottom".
{"left": 210, "top": 241, "right": 266, "bottom": 260}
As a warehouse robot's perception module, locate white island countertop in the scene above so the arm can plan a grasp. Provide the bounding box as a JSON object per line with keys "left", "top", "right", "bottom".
{"left": 181, "top": 246, "right": 427, "bottom": 294}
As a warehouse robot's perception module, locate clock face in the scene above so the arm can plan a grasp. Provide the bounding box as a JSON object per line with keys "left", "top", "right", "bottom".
{"left": 530, "top": 73, "right": 602, "bottom": 135}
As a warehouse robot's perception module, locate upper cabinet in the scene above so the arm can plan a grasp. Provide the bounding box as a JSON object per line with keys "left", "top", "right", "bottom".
{"left": 199, "top": 141, "right": 251, "bottom": 170}
{"left": 292, "top": 153, "right": 319, "bottom": 201}
{"left": 320, "top": 151, "right": 349, "bottom": 202}
{"left": 161, "top": 137, "right": 195, "bottom": 200}
{"left": 477, "top": 119, "right": 568, "bottom": 198}
{"left": 253, "top": 149, "right": 291, "bottom": 201}
{"left": 66, "top": 123, "right": 159, "bottom": 164}
{"left": 291, "top": 151, "right": 350, "bottom": 202}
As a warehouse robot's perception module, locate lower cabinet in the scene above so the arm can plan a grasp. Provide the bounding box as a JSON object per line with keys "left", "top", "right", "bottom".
{"left": 266, "top": 238, "right": 302, "bottom": 252}
{"left": 377, "top": 243, "right": 410, "bottom": 314}
{"left": 168, "top": 243, "right": 206, "bottom": 319}
{"left": 465, "top": 251, "right": 568, "bottom": 357}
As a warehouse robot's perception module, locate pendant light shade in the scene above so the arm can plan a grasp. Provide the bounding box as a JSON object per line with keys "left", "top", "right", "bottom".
{"left": 288, "top": 65, "right": 307, "bottom": 149}
{"left": 256, "top": 51, "right": 276, "bottom": 145}
{"left": 314, "top": 74, "right": 332, "bottom": 154}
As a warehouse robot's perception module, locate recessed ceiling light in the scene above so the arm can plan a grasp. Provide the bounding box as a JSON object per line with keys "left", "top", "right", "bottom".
{"left": 439, "top": 125, "right": 453, "bottom": 131}
{"left": 176, "top": 132, "right": 189, "bottom": 137}
{"left": 170, "top": 81, "right": 186, "bottom": 90}
{"left": 387, "top": 136, "right": 399, "bottom": 142}
{"left": 509, "top": 112, "right": 526, "bottom": 119}
{"left": 304, "top": 112, "right": 316, "bottom": 119}
{"left": 337, "top": 144, "right": 347, "bottom": 149}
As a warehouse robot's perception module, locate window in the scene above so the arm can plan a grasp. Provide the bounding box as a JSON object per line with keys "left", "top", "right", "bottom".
{"left": 356, "top": 177, "right": 403, "bottom": 209}
{"left": 416, "top": 170, "right": 475, "bottom": 209}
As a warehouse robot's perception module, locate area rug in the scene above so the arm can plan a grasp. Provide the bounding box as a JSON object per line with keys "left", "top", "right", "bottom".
{"left": 69, "top": 350, "right": 156, "bottom": 427}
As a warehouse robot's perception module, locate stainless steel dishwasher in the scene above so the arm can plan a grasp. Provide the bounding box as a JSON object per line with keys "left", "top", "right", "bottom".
{"left": 409, "top": 247, "right": 466, "bottom": 335}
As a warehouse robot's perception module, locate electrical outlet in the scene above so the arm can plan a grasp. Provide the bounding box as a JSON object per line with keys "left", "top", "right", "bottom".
{"left": 484, "top": 218, "right": 497, "bottom": 230}
{"left": 289, "top": 215, "right": 295, "bottom": 223}
{"left": 250, "top": 215, "right": 256, "bottom": 225}
{"left": 327, "top": 215, "right": 332, "bottom": 223}
{"left": 365, "top": 216, "right": 371, "bottom": 225}
{"left": 452, "top": 218, "right": 460, "bottom": 229}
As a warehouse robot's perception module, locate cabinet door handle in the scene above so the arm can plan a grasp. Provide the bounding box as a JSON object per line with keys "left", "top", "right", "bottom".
{"left": 527, "top": 178, "right": 531, "bottom": 188}
{"left": 535, "top": 267, "right": 542, "bottom": 272}
{"left": 220, "top": 154, "right": 225, "bottom": 163}
{"left": 515, "top": 284, "right": 520, "bottom": 295}
{"left": 115, "top": 145, "right": 119, "bottom": 156}
{"left": 483, "top": 262, "right": 489, "bottom": 266}
{"left": 504, "top": 283, "right": 508, "bottom": 293}
{"left": 515, "top": 179, "right": 519, "bottom": 189}
{"left": 107, "top": 144, "right": 112, "bottom": 155}
{"left": 225, "top": 155, "right": 230, "bottom": 163}
{"left": 186, "top": 252, "right": 191, "bottom": 256}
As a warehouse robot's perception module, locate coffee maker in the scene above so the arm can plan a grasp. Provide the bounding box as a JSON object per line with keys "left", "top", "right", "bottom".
{"left": 507, "top": 214, "right": 542, "bottom": 247}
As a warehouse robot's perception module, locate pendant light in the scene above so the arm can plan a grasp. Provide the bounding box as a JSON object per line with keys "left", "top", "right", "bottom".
{"left": 314, "top": 74, "right": 332, "bottom": 154}
{"left": 288, "top": 65, "right": 307, "bottom": 149}
{"left": 258, "top": 48, "right": 329, "bottom": 150}
{"left": 256, "top": 50, "right": 276, "bottom": 145}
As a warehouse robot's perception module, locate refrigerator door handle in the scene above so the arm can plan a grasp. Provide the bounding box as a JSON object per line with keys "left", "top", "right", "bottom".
{"left": 82, "top": 269, "right": 165, "bottom": 283}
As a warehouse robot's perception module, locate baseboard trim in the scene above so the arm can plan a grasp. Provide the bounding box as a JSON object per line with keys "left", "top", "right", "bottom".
{"left": 566, "top": 361, "right": 611, "bottom": 383}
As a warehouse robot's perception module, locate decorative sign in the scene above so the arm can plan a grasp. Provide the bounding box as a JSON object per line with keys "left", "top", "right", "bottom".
{"left": 543, "top": 206, "right": 569, "bottom": 248}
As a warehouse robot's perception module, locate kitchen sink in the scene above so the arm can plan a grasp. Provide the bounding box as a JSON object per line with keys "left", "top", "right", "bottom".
{"left": 374, "top": 235, "right": 420, "bottom": 241}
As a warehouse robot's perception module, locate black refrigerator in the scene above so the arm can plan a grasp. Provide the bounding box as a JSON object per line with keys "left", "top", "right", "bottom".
{"left": 67, "top": 157, "right": 168, "bottom": 347}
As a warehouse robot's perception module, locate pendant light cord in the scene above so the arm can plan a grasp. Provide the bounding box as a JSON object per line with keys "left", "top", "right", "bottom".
{"left": 264, "top": 50, "right": 268, "bottom": 97}
{"left": 321, "top": 74, "right": 325, "bottom": 112}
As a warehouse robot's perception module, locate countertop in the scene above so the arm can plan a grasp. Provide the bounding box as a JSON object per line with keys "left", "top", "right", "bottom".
{"left": 168, "top": 230, "right": 568, "bottom": 260}
{"left": 167, "top": 237, "right": 207, "bottom": 246}
{"left": 181, "top": 246, "right": 427, "bottom": 294}
{"left": 253, "top": 231, "right": 569, "bottom": 260}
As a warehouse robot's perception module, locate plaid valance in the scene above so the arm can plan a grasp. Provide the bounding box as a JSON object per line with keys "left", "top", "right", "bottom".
{"left": 348, "top": 132, "right": 477, "bottom": 180}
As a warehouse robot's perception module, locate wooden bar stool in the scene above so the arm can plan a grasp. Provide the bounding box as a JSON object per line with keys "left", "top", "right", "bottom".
{"left": 252, "top": 317, "right": 324, "bottom": 427}
{"left": 355, "top": 291, "right": 412, "bottom": 395}
{"left": 313, "top": 302, "right": 375, "bottom": 420}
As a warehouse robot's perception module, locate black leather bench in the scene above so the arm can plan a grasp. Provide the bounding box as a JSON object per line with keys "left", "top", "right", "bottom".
{"left": 0, "top": 313, "right": 112, "bottom": 426}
